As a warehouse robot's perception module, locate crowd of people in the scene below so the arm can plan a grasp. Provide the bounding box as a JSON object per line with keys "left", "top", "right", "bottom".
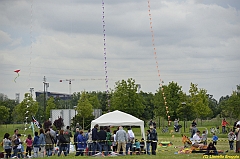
{"left": 188, "top": 119, "right": 240, "bottom": 154}
{"left": 2, "top": 125, "right": 72, "bottom": 158}
{"left": 2, "top": 123, "right": 158, "bottom": 158}
{"left": 80, "top": 124, "right": 158, "bottom": 156}
{"left": 2, "top": 118, "right": 240, "bottom": 158}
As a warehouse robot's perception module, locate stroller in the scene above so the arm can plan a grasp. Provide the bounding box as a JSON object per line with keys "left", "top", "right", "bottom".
{"left": 174, "top": 125, "right": 182, "bottom": 132}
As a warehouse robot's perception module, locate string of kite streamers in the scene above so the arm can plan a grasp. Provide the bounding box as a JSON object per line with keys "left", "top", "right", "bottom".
{"left": 24, "top": 0, "right": 34, "bottom": 137}
{"left": 102, "top": 0, "right": 110, "bottom": 111}
{"left": 148, "top": 0, "right": 170, "bottom": 125}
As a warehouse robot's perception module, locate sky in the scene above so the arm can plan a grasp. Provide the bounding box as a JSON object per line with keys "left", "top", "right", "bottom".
{"left": 0, "top": 0, "right": 240, "bottom": 102}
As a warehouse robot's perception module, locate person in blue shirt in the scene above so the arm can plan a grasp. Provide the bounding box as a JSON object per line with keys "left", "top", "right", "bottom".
{"left": 212, "top": 133, "right": 218, "bottom": 145}
{"left": 134, "top": 139, "right": 141, "bottom": 155}
{"left": 75, "top": 130, "right": 87, "bottom": 156}
{"left": 39, "top": 128, "right": 46, "bottom": 157}
{"left": 33, "top": 132, "right": 40, "bottom": 158}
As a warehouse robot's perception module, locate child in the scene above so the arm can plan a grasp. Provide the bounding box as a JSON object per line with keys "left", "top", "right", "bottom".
{"left": 202, "top": 131, "right": 208, "bottom": 145}
{"left": 16, "top": 134, "right": 24, "bottom": 158}
{"left": 212, "top": 133, "right": 218, "bottom": 145}
{"left": 134, "top": 139, "right": 140, "bottom": 155}
{"left": 205, "top": 142, "right": 218, "bottom": 155}
{"left": 26, "top": 134, "right": 33, "bottom": 157}
{"left": 140, "top": 138, "right": 145, "bottom": 154}
{"left": 3, "top": 133, "right": 12, "bottom": 158}
{"left": 33, "top": 132, "right": 40, "bottom": 158}
{"left": 228, "top": 130, "right": 236, "bottom": 150}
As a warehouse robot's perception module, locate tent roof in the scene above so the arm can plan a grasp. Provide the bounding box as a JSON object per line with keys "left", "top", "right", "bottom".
{"left": 91, "top": 110, "right": 143, "bottom": 126}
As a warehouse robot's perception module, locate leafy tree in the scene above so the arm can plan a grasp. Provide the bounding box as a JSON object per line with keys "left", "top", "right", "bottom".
{"left": 110, "top": 78, "right": 145, "bottom": 119}
{"left": 188, "top": 83, "right": 212, "bottom": 124}
{"left": 77, "top": 91, "right": 93, "bottom": 130}
{"left": 71, "top": 92, "right": 81, "bottom": 107}
{"left": 153, "top": 81, "right": 184, "bottom": 121}
{"left": 207, "top": 94, "right": 219, "bottom": 118}
{"left": 0, "top": 93, "right": 18, "bottom": 124}
{"left": 0, "top": 106, "right": 10, "bottom": 124}
{"left": 46, "top": 97, "right": 56, "bottom": 120}
{"left": 12, "top": 93, "right": 39, "bottom": 123}
{"left": 88, "top": 94, "right": 101, "bottom": 109}
{"left": 140, "top": 92, "right": 154, "bottom": 122}
{"left": 223, "top": 89, "right": 240, "bottom": 119}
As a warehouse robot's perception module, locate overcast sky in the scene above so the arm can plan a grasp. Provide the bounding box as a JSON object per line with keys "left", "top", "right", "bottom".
{"left": 0, "top": 0, "right": 239, "bottom": 102}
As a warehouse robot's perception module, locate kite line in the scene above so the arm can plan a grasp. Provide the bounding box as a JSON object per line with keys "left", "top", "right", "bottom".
{"left": 147, "top": 0, "right": 170, "bottom": 125}
{"left": 102, "top": 0, "right": 110, "bottom": 111}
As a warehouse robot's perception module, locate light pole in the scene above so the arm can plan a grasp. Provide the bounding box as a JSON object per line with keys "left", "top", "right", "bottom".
{"left": 43, "top": 76, "right": 49, "bottom": 121}
{"left": 73, "top": 106, "right": 77, "bottom": 124}
{"left": 182, "top": 102, "right": 186, "bottom": 133}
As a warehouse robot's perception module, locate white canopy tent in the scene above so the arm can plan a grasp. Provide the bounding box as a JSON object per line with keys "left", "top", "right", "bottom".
{"left": 91, "top": 110, "right": 145, "bottom": 142}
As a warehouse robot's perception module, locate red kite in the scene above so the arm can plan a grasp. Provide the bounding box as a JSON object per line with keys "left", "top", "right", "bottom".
{"left": 14, "top": 69, "right": 20, "bottom": 82}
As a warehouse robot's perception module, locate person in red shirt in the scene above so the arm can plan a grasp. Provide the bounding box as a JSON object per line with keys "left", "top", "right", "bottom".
{"left": 25, "top": 134, "right": 33, "bottom": 158}
{"left": 222, "top": 118, "right": 229, "bottom": 134}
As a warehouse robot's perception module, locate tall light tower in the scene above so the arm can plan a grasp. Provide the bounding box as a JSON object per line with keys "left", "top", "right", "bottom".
{"left": 60, "top": 79, "right": 74, "bottom": 95}
{"left": 29, "top": 87, "right": 34, "bottom": 97}
{"left": 60, "top": 79, "right": 74, "bottom": 109}
{"left": 43, "top": 76, "right": 49, "bottom": 121}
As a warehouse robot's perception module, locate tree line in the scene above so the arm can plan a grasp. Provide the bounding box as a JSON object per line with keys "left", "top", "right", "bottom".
{"left": 0, "top": 78, "right": 239, "bottom": 127}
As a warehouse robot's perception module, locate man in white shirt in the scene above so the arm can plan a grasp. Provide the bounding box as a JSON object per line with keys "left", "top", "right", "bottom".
{"left": 192, "top": 130, "right": 204, "bottom": 149}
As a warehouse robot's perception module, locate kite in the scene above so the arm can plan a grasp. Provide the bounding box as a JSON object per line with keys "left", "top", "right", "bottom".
{"left": 14, "top": 69, "right": 20, "bottom": 83}
{"left": 32, "top": 116, "right": 42, "bottom": 129}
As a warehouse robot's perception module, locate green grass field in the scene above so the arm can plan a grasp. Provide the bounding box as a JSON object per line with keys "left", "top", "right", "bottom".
{"left": 0, "top": 123, "right": 239, "bottom": 159}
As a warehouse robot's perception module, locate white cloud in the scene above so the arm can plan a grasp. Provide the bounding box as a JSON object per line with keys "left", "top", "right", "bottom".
{"left": 0, "top": 0, "right": 239, "bottom": 101}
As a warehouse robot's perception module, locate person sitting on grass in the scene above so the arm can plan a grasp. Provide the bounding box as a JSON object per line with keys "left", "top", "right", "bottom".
{"left": 192, "top": 131, "right": 204, "bottom": 149}
{"left": 133, "top": 139, "right": 141, "bottom": 155}
{"left": 204, "top": 142, "right": 218, "bottom": 155}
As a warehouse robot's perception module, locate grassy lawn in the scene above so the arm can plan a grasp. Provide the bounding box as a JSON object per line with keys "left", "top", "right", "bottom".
{"left": 0, "top": 123, "right": 239, "bottom": 159}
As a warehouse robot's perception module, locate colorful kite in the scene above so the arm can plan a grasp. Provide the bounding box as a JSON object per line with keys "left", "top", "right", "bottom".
{"left": 14, "top": 69, "right": 20, "bottom": 83}
{"left": 32, "top": 116, "right": 42, "bottom": 129}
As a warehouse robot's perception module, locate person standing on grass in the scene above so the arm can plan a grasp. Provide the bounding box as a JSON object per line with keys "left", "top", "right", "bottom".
{"left": 39, "top": 128, "right": 46, "bottom": 157}
{"left": 11, "top": 128, "right": 19, "bottom": 157}
{"left": 75, "top": 130, "right": 87, "bottom": 156}
{"left": 3, "top": 133, "right": 12, "bottom": 158}
{"left": 64, "top": 126, "right": 73, "bottom": 155}
{"left": 25, "top": 134, "right": 33, "bottom": 158}
{"left": 49, "top": 126, "right": 57, "bottom": 144}
{"left": 87, "top": 128, "right": 93, "bottom": 156}
{"left": 228, "top": 129, "right": 236, "bottom": 151}
{"left": 235, "top": 124, "right": 240, "bottom": 153}
{"left": 112, "top": 130, "right": 117, "bottom": 153}
{"left": 16, "top": 134, "right": 24, "bottom": 159}
{"left": 58, "top": 130, "right": 68, "bottom": 156}
{"left": 222, "top": 118, "right": 230, "bottom": 134}
{"left": 202, "top": 131, "right": 208, "bottom": 146}
{"left": 150, "top": 125, "right": 158, "bottom": 155}
{"left": 33, "top": 131, "right": 40, "bottom": 158}
{"left": 97, "top": 126, "right": 108, "bottom": 156}
{"left": 116, "top": 126, "right": 128, "bottom": 155}
{"left": 45, "top": 128, "right": 54, "bottom": 156}
{"left": 74, "top": 128, "right": 80, "bottom": 152}
{"left": 146, "top": 130, "right": 151, "bottom": 155}
{"left": 212, "top": 133, "right": 218, "bottom": 145}
{"left": 92, "top": 124, "right": 99, "bottom": 155}
{"left": 126, "top": 127, "right": 134, "bottom": 155}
